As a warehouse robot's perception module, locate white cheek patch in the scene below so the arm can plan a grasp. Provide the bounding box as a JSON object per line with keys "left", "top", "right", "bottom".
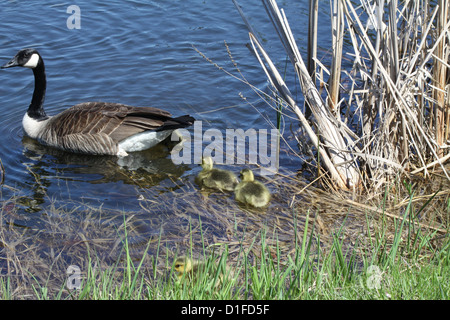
{"left": 23, "top": 53, "right": 40, "bottom": 68}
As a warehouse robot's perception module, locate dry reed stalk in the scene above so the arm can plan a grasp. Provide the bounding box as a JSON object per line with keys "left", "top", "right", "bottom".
{"left": 307, "top": 0, "right": 319, "bottom": 82}
{"left": 328, "top": 0, "right": 344, "bottom": 111}
{"left": 445, "top": 85, "right": 450, "bottom": 142}
{"left": 0, "top": 158, "right": 4, "bottom": 185}
{"left": 410, "top": 152, "right": 450, "bottom": 175}
{"left": 344, "top": 198, "right": 448, "bottom": 234}
{"left": 433, "top": 0, "right": 449, "bottom": 157}
{"left": 307, "top": 0, "right": 319, "bottom": 119}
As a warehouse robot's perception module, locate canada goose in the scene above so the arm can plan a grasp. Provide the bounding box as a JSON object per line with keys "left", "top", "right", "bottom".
{"left": 195, "top": 156, "right": 239, "bottom": 192}
{"left": 1, "top": 48, "right": 195, "bottom": 156}
{"left": 235, "top": 168, "right": 270, "bottom": 208}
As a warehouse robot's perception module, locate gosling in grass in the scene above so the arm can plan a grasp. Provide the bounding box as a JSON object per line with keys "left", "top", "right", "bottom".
{"left": 173, "top": 255, "right": 229, "bottom": 286}
{"left": 195, "top": 156, "right": 238, "bottom": 192}
{"left": 174, "top": 256, "right": 203, "bottom": 281}
{"left": 235, "top": 169, "right": 271, "bottom": 208}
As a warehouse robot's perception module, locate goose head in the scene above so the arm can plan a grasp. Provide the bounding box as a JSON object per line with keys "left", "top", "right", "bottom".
{"left": 2, "top": 48, "right": 42, "bottom": 69}
{"left": 174, "top": 256, "right": 193, "bottom": 274}
{"left": 240, "top": 168, "right": 255, "bottom": 182}
{"left": 201, "top": 156, "right": 214, "bottom": 171}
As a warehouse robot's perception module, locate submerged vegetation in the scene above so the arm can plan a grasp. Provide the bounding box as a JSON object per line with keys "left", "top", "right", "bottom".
{"left": 1, "top": 0, "right": 450, "bottom": 300}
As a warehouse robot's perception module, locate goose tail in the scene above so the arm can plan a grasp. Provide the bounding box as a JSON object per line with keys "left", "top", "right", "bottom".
{"left": 157, "top": 115, "right": 195, "bottom": 131}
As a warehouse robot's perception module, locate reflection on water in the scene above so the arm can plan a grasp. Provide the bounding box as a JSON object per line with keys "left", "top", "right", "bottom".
{"left": 19, "top": 135, "right": 191, "bottom": 209}
{"left": 21, "top": 135, "right": 190, "bottom": 186}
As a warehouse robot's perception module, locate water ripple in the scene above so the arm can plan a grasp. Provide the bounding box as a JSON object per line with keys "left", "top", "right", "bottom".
{"left": 0, "top": 0, "right": 304, "bottom": 225}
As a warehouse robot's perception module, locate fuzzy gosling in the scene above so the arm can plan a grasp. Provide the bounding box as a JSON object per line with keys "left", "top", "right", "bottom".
{"left": 195, "top": 156, "right": 238, "bottom": 192}
{"left": 173, "top": 255, "right": 228, "bottom": 286}
{"left": 174, "top": 256, "right": 203, "bottom": 281}
{"left": 235, "top": 169, "right": 270, "bottom": 208}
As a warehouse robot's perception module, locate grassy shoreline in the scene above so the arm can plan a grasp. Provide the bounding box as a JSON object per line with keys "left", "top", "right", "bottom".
{"left": 1, "top": 176, "right": 449, "bottom": 299}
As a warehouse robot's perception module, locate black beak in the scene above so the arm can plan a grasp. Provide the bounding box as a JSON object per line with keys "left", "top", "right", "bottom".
{"left": 1, "top": 57, "right": 19, "bottom": 69}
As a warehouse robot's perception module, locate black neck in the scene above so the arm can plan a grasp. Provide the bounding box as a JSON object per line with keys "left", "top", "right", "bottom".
{"left": 28, "top": 58, "right": 48, "bottom": 121}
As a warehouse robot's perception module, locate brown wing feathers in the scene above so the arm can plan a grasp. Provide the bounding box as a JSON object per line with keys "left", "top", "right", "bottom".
{"left": 38, "top": 102, "right": 194, "bottom": 154}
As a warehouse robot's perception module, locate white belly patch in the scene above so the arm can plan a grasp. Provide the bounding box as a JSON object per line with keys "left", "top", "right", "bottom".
{"left": 118, "top": 130, "right": 172, "bottom": 154}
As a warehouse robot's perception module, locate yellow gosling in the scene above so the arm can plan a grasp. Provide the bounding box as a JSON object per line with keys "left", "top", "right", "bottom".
{"left": 173, "top": 255, "right": 230, "bottom": 286}
{"left": 195, "top": 156, "right": 238, "bottom": 192}
{"left": 235, "top": 169, "right": 270, "bottom": 208}
{"left": 174, "top": 256, "right": 202, "bottom": 281}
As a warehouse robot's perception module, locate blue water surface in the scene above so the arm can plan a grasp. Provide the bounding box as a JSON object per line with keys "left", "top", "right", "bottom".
{"left": 0, "top": 0, "right": 332, "bottom": 221}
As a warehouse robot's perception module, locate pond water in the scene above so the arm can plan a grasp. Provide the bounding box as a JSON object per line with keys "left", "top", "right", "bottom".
{"left": 0, "top": 0, "right": 337, "bottom": 286}
{"left": 1, "top": 0, "right": 333, "bottom": 214}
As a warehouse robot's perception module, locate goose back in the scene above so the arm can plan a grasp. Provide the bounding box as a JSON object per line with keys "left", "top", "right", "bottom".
{"left": 36, "top": 102, "right": 192, "bottom": 155}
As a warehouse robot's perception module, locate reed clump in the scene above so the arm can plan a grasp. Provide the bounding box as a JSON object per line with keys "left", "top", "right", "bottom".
{"left": 230, "top": 0, "right": 450, "bottom": 191}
